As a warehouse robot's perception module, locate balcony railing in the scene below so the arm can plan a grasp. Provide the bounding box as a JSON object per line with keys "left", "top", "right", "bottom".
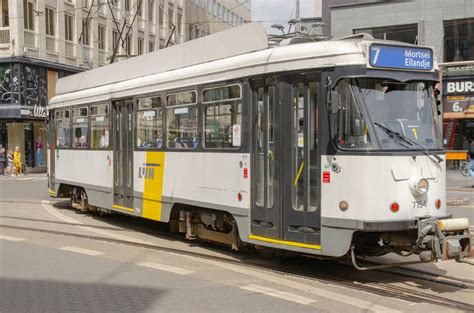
{"left": 46, "top": 36, "right": 56, "bottom": 53}
{"left": 65, "top": 41, "right": 75, "bottom": 58}
{"left": 24, "top": 30, "right": 37, "bottom": 48}
{"left": 0, "top": 27, "right": 10, "bottom": 45}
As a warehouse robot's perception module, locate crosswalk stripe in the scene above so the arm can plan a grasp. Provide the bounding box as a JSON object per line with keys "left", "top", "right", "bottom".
{"left": 138, "top": 262, "right": 194, "bottom": 275}
{"left": 241, "top": 284, "right": 316, "bottom": 305}
{"left": 0, "top": 235, "right": 26, "bottom": 242}
{"left": 59, "top": 246, "right": 104, "bottom": 256}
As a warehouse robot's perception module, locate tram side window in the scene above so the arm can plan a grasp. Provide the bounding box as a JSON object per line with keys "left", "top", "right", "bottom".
{"left": 56, "top": 109, "right": 71, "bottom": 148}
{"left": 72, "top": 107, "right": 89, "bottom": 148}
{"left": 203, "top": 84, "right": 242, "bottom": 149}
{"left": 166, "top": 91, "right": 198, "bottom": 149}
{"left": 136, "top": 96, "right": 163, "bottom": 149}
{"left": 90, "top": 104, "right": 109, "bottom": 149}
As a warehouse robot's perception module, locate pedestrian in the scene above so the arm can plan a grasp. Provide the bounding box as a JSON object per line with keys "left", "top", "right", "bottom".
{"left": 0, "top": 146, "right": 5, "bottom": 176}
{"left": 13, "top": 146, "right": 23, "bottom": 176}
{"left": 7, "top": 149, "right": 13, "bottom": 176}
{"left": 468, "top": 138, "right": 474, "bottom": 181}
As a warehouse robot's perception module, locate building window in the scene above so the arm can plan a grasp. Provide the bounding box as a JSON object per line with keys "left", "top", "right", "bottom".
{"left": 136, "top": 97, "right": 163, "bottom": 149}
{"left": 166, "top": 91, "right": 198, "bottom": 149}
{"left": 168, "top": 4, "right": 174, "bottom": 30}
{"left": 65, "top": 14, "right": 74, "bottom": 41}
{"left": 354, "top": 24, "right": 418, "bottom": 44}
{"left": 124, "top": 0, "right": 130, "bottom": 11}
{"left": 137, "top": 1, "right": 143, "bottom": 17}
{"left": 159, "top": 3, "right": 164, "bottom": 27}
{"left": 23, "top": 0, "right": 35, "bottom": 31}
{"left": 203, "top": 84, "right": 242, "bottom": 149}
{"left": 112, "top": 29, "right": 120, "bottom": 52}
{"left": 148, "top": 0, "right": 155, "bottom": 21}
{"left": 90, "top": 104, "right": 109, "bottom": 149}
{"left": 444, "top": 18, "right": 474, "bottom": 62}
{"left": 125, "top": 34, "right": 132, "bottom": 55}
{"left": 177, "top": 9, "right": 183, "bottom": 35}
{"left": 81, "top": 19, "right": 90, "bottom": 46}
{"left": 138, "top": 37, "right": 144, "bottom": 55}
{"left": 159, "top": 38, "right": 165, "bottom": 49}
{"left": 45, "top": 7, "right": 55, "bottom": 36}
{"left": 149, "top": 41, "right": 154, "bottom": 52}
{"left": 98, "top": 24, "right": 106, "bottom": 50}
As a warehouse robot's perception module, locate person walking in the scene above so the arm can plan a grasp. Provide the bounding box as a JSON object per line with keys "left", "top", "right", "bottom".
{"left": 13, "top": 146, "right": 23, "bottom": 176}
{"left": 468, "top": 139, "right": 474, "bottom": 181}
{"left": 0, "top": 146, "right": 5, "bottom": 176}
{"left": 7, "top": 149, "right": 13, "bottom": 176}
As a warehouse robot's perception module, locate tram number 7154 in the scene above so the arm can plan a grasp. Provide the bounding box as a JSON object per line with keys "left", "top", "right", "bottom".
{"left": 412, "top": 200, "right": 427, "bottom": 209}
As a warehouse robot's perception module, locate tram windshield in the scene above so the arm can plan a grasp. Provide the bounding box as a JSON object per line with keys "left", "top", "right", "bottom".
{"left": 335, "top": 78, "right": 443, "bottom": 151}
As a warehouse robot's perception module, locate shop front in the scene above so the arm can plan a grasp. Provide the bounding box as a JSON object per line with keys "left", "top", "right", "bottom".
{"left": 0, "top": 57, "right": 81, "bottom": 173}
{"left": 442, "top": 65, "right": 474, "bottom": 164}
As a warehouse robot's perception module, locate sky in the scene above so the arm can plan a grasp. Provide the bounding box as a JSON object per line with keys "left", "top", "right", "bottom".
{"left": 251, "top": 0, "right": 319, "bottom": 34}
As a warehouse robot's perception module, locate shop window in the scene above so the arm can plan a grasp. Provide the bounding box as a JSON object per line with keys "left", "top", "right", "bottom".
{"left": 444, "top": 18, "right": 474, "bottom": 62}
{"left": 90, "top": 104, "right": 109, "bottom": 149}
{"left": 136, "top": 97, "right": 163, "bottom": 149}
{"left": 354, "top": 24, "right": 418, "bottom": 44}
{"left": 203, "top": 84, "right": 242, "bottom": 149}
{"left": 72, "top": 107, "right": 88, "bottom": 148}
{"left": 56, "top": 110, "right": 71, "bottom": 148}
{"left": 166, "top": 91, "right": 198, "bottom": 149}
{"left": 0, "top": 64, "right": 12, "bottom": 104}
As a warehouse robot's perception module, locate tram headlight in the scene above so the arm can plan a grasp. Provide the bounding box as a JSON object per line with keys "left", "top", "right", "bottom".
{"left": 409, "top": 177, "right": 429, "bottom": 196}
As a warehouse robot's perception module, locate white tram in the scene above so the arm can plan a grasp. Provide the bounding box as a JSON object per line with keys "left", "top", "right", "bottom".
{"left": 48, "top": 23, "right": 471, "bottom": 267}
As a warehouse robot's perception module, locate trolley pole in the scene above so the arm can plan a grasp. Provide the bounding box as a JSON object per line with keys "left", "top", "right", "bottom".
{"left": 295, "top": 0, "right": 301, "bottom": 33}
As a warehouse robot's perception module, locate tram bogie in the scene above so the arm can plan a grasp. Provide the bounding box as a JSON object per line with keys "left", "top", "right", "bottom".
{"left": 48, "top": 23, "right": 471, "bottom": 268}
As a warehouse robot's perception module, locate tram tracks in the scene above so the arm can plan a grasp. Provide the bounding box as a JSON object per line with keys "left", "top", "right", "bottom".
{"left": 1, "top": 217, "right": 473, "bottom": 312}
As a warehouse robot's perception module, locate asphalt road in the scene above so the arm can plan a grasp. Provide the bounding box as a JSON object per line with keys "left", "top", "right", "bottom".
{"left": 1, "top": 173, "right": 473, "bottom": 312}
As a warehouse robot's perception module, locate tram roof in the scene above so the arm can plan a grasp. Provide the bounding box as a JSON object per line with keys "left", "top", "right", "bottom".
{"left": 50, "top": 23, "right": 437, "bottom": 109}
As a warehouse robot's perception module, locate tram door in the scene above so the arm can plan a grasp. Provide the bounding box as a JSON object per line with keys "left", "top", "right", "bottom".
{"left": 251, "top": 79, "right": 281, "bottom": 239}
{"left": 282, "top": 77, "right": 321, "bottom": 244}
{"left": 113, "top": 100, "right": 134, "bottom": 210}
{"left": 251, "top": 76, "right": 321, "bottom": 245}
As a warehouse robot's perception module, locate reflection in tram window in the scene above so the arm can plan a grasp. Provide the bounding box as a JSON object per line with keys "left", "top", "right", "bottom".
{"left": 55, "top": 109, "right": 70, "bottom": 148}
{"left": 72, "top": 107, "right": 89, "bottom": 148}
{"left": 90, "top": 104, "right": 109, "bottom": 149}
{"left": 308, "top": 82, "right": 318, "bottom": 212}
{"left": 166, "top": 91, "right": 198, "bottom": 149}
{"left": 292, "top": 83, "right": 305, "bottom": 212}
{"left": 267, "top": 86, "right": 275, "bottom": 209}
{"left": 335, "top": 80, "right": 374, "bottom": 149}
{"left": 256, "top": 87, "right": 264, "bottom": 207}
{"left": 203, "top": 84, "right": 242, "bottom": 149}
{"left": 136, "top": 97, "right": 162, "bottom": 149}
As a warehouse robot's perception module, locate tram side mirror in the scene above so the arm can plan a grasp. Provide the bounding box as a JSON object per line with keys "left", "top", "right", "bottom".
{"left": 330, "top": 91, "right": 340, "bottom": 114}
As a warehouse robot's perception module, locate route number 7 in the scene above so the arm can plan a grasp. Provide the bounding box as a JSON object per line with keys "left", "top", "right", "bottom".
{"left": 371, "top": 47, "right": 380, "bottom": 65}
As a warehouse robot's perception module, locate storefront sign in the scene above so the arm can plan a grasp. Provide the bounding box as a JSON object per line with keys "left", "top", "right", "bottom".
{"left": 445, "top": 80, "right": 474, "bottom": 95}
{"left": 369, "top": 44, "right": 433, "bottom": 71}
{"left": 33, "top": 105, "right": 47, "bottom": 118}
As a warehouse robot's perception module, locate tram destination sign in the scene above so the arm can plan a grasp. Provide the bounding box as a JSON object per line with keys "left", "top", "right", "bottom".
{"left": 369, "top": 44, "right": 433, "bottom": 71}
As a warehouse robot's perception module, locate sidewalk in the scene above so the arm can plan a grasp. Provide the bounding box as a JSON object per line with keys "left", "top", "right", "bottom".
{"left": 446, "top": 171, "right": 474, "bottom": 227}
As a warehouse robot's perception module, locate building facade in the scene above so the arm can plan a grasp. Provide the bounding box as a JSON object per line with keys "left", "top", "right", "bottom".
{"left": 323, "top": 0, "right": 474, "bottom": 153}
{"left": 185, "top": 0, "right": 251, "bottom": 40}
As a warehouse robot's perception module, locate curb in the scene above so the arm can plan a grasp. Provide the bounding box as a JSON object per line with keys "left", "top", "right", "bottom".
{"left": 447, "top": 198, "right": 471, "bottom": 206}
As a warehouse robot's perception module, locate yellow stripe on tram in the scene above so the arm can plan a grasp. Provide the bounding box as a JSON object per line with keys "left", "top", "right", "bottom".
{"left": 112, "top": 204, "right": 135, "bottom": 213}
{"left": 48, "top": 189, "right": 56, "bottom": 196}
{"left": 248, "top": 235, "right": 322, "bottom": 250}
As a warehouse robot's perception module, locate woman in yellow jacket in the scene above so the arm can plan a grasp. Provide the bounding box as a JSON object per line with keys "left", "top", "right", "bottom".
{"left": 13, "top": 146, "right": 22, "bottom": 176}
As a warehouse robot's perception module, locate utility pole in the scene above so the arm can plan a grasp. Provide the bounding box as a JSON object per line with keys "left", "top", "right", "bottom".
{"left": 295, "top": 0, "right": 301, "bottom": 33}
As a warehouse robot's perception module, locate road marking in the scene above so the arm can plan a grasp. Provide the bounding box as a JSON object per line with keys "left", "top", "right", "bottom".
{"left": 41, "top": 203, "right": 151, "bottom": 245}
{"left": 241, "top": 284, "right": 316, "bottom": 305}
{"left": 59, "top": 246, "right": 104, "bottom": 256}
{"left": 138, "top": 262, "right": 194, "bottom": 275}
{"left": 0, "top": 235, "right": 26, "bottom": 242}
{"left": 180, "top": 255, "right": 402, "bottom": 313}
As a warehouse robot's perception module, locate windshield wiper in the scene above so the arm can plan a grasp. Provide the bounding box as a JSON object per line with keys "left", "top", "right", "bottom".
{"left": 374, "top": 122, "right": 443, "bottom": 163}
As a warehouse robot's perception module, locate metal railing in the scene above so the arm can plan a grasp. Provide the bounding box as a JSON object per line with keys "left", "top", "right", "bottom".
{"left": 65, "top": 41, "right": 75, "bottom": 57}
{"left": 24, "top": 30, "right": 37, "bottom": 48}
{"left": 46, "top": 36, "right": 56, "bottom": 52}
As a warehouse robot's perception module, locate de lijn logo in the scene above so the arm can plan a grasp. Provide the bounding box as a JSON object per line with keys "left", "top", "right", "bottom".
{"left": 138, "top": 163, "right": 161, "bottom": 180}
